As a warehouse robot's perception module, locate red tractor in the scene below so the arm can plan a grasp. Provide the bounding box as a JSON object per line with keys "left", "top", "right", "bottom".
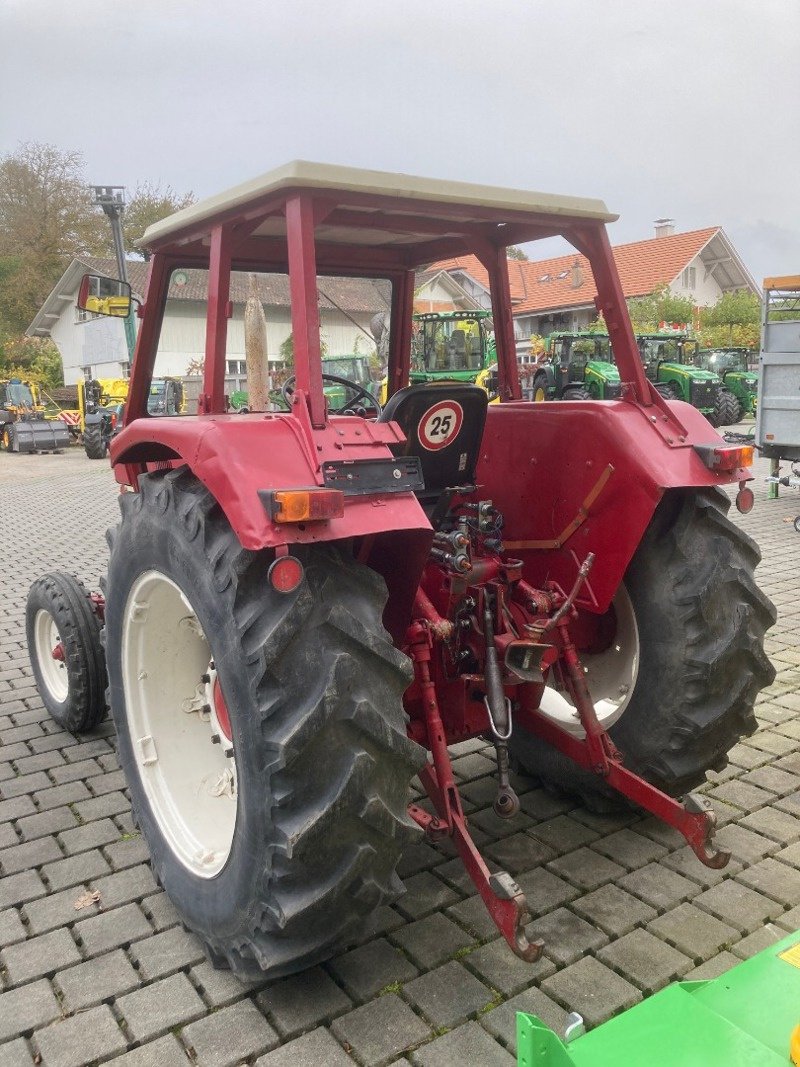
{"left": 26, "top": 163, "right": 774, "bottom": 979}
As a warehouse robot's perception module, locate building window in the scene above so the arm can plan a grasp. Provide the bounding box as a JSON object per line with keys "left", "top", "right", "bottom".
{"left": 681, "top": 267, "right": 696, "bottom": 290}
{"left": 226, "top": 359, "right": 246, "bottom": 375}
{"left": 81, "top": 365, "right": 93, "bottom": 378}
{"left": 121, "top": 362, "right": 130, "bottom": 379}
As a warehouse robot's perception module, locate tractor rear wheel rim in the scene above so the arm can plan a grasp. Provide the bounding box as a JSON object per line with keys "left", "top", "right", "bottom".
{"left": 33, "top": 610, "right": 69, "bottom": 703}
{"left": 537, "top": 585, "right": 639, "bottom": 736}
{"left": 122, "top": 570, "right": 237, "bottom": 878}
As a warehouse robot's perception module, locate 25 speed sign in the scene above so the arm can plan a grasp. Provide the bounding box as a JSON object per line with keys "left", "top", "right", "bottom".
{"left": 417, "top": 400, "right": 464, "bottom": 451}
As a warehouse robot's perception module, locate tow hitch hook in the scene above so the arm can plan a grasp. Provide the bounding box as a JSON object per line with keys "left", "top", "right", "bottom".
{"left": 483, "top": 600, "right": 520, "bottom": 819}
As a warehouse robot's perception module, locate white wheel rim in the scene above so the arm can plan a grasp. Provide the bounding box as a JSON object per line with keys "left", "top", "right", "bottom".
{"left": 537, "top": 586, "right": 639, "bottom": 737}
{"left": 122, "top": 571, "right": 237, "bottom": 878}
{"left": 33, "top": 610, "right": 69, "bottom": 704}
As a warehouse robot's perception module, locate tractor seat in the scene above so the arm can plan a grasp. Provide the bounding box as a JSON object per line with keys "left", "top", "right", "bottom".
{"left": 378, "top": 383, "right": 488, "bottom": 504}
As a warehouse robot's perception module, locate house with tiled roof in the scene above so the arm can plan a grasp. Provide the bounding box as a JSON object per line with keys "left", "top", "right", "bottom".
{"left": 27, "top": 257, "right": 390, "bottom": 386}
{"left": 429, "top": 222, "right": 758, "bottom": 351}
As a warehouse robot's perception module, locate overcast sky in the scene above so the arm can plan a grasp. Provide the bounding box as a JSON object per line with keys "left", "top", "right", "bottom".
{"left": 1, "top": 0, "right": 798, "bottom": 282}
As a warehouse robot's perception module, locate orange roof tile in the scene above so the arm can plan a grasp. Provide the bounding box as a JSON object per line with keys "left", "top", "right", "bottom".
{"left": 432, "top": 227, "right": 720, "bottom": 315}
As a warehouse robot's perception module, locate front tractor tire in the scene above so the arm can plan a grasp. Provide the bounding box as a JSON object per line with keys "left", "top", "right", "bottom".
{"left": 511, "top": 487, "right": 776, "bottom": 807}
{"left": 26, "top": 572, "right": 107, "bottom": 732}
{"left": 83, "top": 425, "right": 107, "bottom": 460}
{"left": 104, "top": 469, "right": 425, "bottom": 980}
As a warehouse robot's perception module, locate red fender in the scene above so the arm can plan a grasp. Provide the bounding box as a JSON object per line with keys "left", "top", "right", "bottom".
{"left": 476, "top": 398, "right": 751, "bottom": 612}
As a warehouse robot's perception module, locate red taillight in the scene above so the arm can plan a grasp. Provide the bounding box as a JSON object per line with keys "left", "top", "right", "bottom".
{"left": 110, "top": 413, "right": 117, "bottom": 430}
{"left": 694, "top": 444, "right": 754, "bottom": 472}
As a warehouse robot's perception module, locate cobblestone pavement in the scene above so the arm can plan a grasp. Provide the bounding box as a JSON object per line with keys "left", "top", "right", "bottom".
{"left": 1, "top": 438, "right": 798, "bottom": 1067}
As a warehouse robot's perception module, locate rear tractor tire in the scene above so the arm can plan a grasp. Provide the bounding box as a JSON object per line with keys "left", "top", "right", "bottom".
{"left": 714, "top": 389, "right": 743, "bottom": 427}
{"left": 510, "top": 487, "right": 776, "bottom": 808}
{"left": 103, "top": 469, "right": 425, "bottom": 979}
{"left": 26, "top": 572, "right": 107, "bottom": 732}
{"left": 561, "top": 386, "right": 592, "bottom": 402}
{"left": 83, "top": 425, "right": 107, "bottom": 460}
{"left": 532, "top": 373, "right": 549, "bottom": 402}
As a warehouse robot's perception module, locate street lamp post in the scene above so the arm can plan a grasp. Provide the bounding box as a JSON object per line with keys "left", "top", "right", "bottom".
{"left": 90, "top": 185, "right": 137, "bottom": 362}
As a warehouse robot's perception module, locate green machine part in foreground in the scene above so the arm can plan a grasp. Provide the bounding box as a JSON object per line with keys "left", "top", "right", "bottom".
{"left": 517, "top": 930, "right": 800, "bottom": 1067}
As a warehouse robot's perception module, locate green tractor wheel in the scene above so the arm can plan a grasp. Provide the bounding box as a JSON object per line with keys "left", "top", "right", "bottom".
{"left": 532, "top": 373, "right": 549, "bottom": 402}
{"left": 561, "top": 386, "right": 592, "bottom": 402}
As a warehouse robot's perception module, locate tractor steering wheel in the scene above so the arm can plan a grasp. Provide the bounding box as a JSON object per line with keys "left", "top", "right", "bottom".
{"left": 281, "top": 373, "right": 382, "bottom": 416}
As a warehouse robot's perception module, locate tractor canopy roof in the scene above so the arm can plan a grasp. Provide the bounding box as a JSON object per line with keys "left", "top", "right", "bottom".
{"left": 138, "top": 160, "right": 617, "bottom": 267}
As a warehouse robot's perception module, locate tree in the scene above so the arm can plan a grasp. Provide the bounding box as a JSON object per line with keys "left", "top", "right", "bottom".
{"left": 0, "top": 336, "right": 64, "bottom": 389}
{"left": 0, "top": 143, "right": 107, "bottom": 334}
{"left": 123, "top": 181, "right": 196, "bottom": 257}
{"left": 699, "top": 290, "right": 760, "bottom": 347}
{"left": 626, "top": 285, "right": 694, "bottom": 332}
{"left": 507, "top": 246, "right": 529, "bottom": 261}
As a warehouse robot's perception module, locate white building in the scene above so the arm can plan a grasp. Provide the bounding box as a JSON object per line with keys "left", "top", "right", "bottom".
{"left": 27, "top": 257, "right": 390, "bottom": 386}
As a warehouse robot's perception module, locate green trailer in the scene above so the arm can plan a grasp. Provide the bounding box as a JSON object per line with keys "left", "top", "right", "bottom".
{"left": 533, "top": 332, "right": 622, "bottom": 401}
{"left": 697, "top": 347, "right": 757, "bottom": 421}
{"left": 517, "top": 929, "right": 800, "bottom": 1066}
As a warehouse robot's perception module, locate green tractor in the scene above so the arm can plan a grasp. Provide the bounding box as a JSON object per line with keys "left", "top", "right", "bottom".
{"left": 230, "top": 354, "right": 377, "bottom": 413}
{"left": 637, "top": 332, "right": 731, "bottom": 425}
{"left": 696, "top": 347, "right": 756, "bottom": 422}
{"left": 531, "top": 332, "right": 622, "bottom": 401}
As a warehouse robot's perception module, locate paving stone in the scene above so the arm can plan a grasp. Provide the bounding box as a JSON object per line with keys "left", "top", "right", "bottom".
{"left": 542, "top": 955, "right": 641, "bottom": 1027}
{"left": 103, "top": 1035, "right": 190, "bottom": 1067}
{"left": 34, "top": 1003, "right": 126, "bottom": 1067}
{"left": 331, "top": 992, "right": 431, "bottom": 1065}
{"left": 515, "top": 867, "right": 580, "bottom": 916}
{"left": 527, "top": 815, "right": 599, "bottom": 854}
{"left": 648, "top": 902, "right": 739, "bottom": 961}
{"left": 617, "top": 861, "right": 701, "bottom": 911}
{"left": 445, "top": 894, "right": 504, "bottom": 940}
{"left": 90, "top": 863, "right": 157, "bottom": 906}
{"left": 597, "top": 928, "right": 693, "bottom": 993}
{"left": 141, "top": 890, "right": 181, "bottom": 932}
{"left": 741, "top": 765, "right": 800, "bottom": 796}
{"left": 396, "top": 842, "right": 447, "bottom": 879}
{"left": 527, "top": 906, "right": 608, "bottom": 965}
{"left": 736, "top": 857, "right": 800, "bottom": 906}
{"left": 547, "top": 847, "right": 625, "bottom": 890}
{"left": 404, "top": 960, "right": 492, "bottom": 1028}
{"left": 0, "top": 905, "right": 26, "bottom": 945}
{"left": 395, "top": 870, "right": 460, "bottom": 920}
{"left": 0, "top": 1038, "right": 35, "bottom": 1067}
{"left": 57, "top": 817, "right": 120, "bottom": 855}
{"left": 87, "top": 769, "right": 128, "bottom": 796}
{"left": 776, "top": 791, "right": 800, "bottom": 817}
{"left": 0, "top": 978, "right": 61, "bottom": 1042}
{"left": 104, "top": 834, "right": 150, "bottom": 870}
{"left": 659, "top": 846, "right": 740, "bottom": 887}
{"left": 0, "top": 794, "right": 36, "bottom": 822}
{"left": 181, "top": 999, "right": 278, "bottom": 1066}
{"left": 48, "top": 758, "right": 102, "bottom": 785}
{"left": 24, "top": 884, "right": 100, "bottom": 934}
{"left": 696, "top": 878, "right": 783, "bottom": 933}
{"left": 483, "top": 831, "right": 555, "bottom": 874}
{"left": 479, "top": 985, "right": 565, "bottom": 1054}
{"left": 730, "top": 922, "right": 788, "bottom": 959}
{"left": 16, "top": 807, "right": 77, "bottom": 842}
{"left": 1, "top": 925, "right": 80, "bottom": 985}
{"left": 42, "top": 848, "right": 111, "bottom": 891}
{"left": 714, "top": 822, "right": 781, "bottom": 864}
{"left": 590, "top": 828, "right": 668, "bottom": 869}
{"left": 352, "top": 902, "right": 407, "bottom": 944}
{"left": 451, "top": 751, "right": 497, "bottom": 780}
{"left": 776, "top": 902, "right": 800, "bottom": 932}
{"left": 0, "top": 771, "right": 52, "bottom": 798}
{"left": 13, "top": 751, "right": 64, "bottom": 776}
{"left": 254, "top": 1026, "right": 353, "bottom": 1067}
{"left": 117, "top": 971, "right": 206, "bottom": 1043}
{"left": 518, "top": 789, "right": 575, "bottom": 821}
{"left": 469, "top": 806, "right": 534, "bottom": 839}
{"left": 190, "top": 960, "right": 266, "bottom": 1008}
{"left": 390, "top": 912, "right": 476, "bottom": 969}
{"left": 411, "top": 1021, "right": 515, "bottom": 1066}
{"left": 684, "top": 951, "right": 740, "bottom": 980}
{"left": 62, "top": 739, "right": 113, "bottom": 762}
{"left": 0, "top": 835, "right": 62, "bottom": 875}
{"left": 707, "top": 779, "right": 775, "bottom": 811}
{"left": 55, "top": 949, "right": 140, "bottom": 1012}
{"left": 0, "top": 823, "right": 17, "bottom": 849}
{"left": 75, "top": 901, "right": 152, "bottom": 956}
{"left": 129, "top": 925, "right": 205, "bottom": 980}
{"left": 0, "top": 869, "right": 47, "bottom": 908}
{"left": 463, "top": 936, "right": 555, "bottom": 996}
{"left": 257, "top": 965, "right": 352, "bottom": 1038}
{"left": 32, "top": 782, "right": 91, "bottom": 811}
{"left": 327, "top": 936, "right": 419, "bottom": 1001}
{"left": 73, "top": 791, "right": 129, "bottom": 822}
{"left": 571, "top": 883, "right": 656, "bottom": 937}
